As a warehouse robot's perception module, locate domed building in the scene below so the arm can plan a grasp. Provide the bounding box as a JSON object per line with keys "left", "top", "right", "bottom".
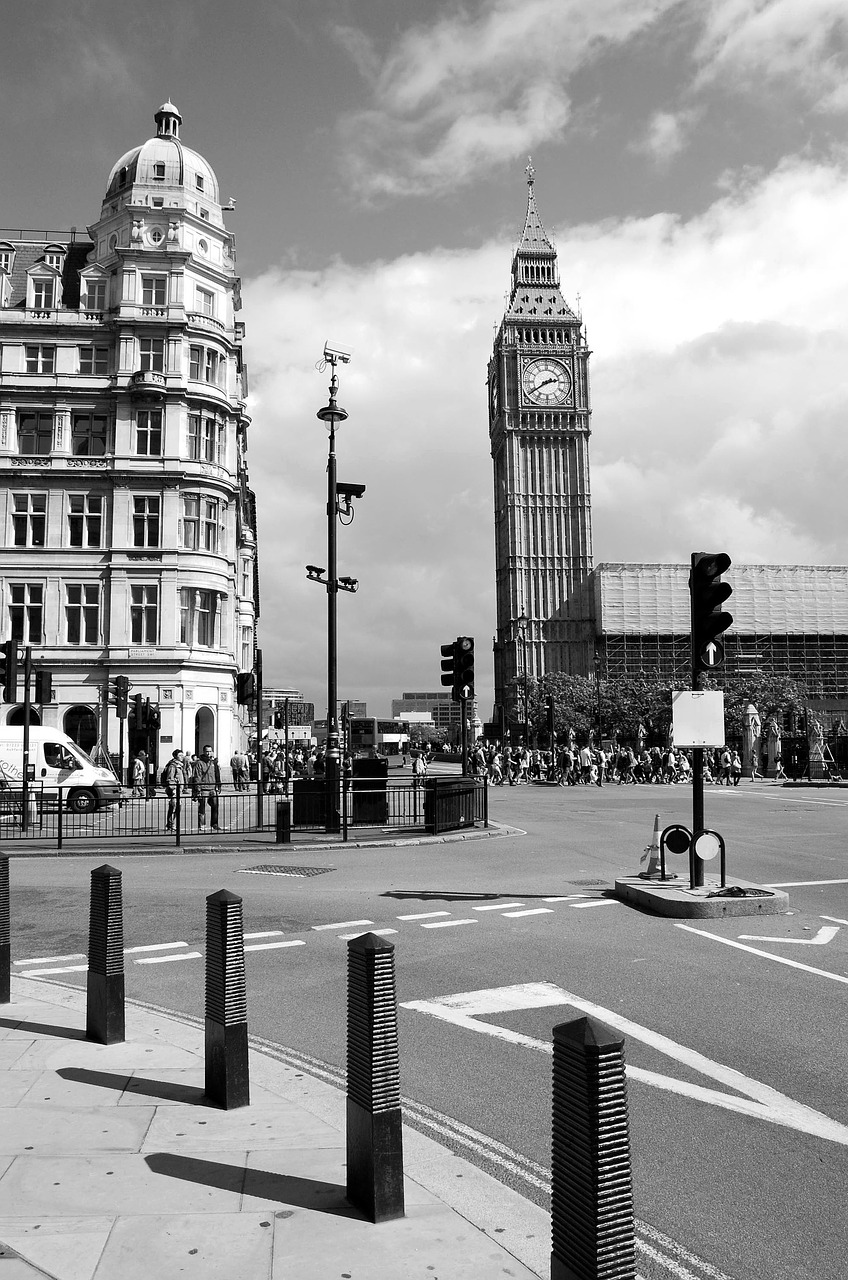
{"left": 0, "top": 104, "right": 258, "bottom": 779}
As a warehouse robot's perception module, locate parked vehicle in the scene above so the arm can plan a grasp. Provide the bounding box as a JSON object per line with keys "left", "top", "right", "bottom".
{"left": 0, "top": 728, "right": 122, "bottom": 814}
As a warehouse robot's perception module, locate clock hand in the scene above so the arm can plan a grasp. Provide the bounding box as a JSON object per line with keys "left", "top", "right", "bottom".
{"left": 535, "top": 377, "right": 557, "bottom": 389}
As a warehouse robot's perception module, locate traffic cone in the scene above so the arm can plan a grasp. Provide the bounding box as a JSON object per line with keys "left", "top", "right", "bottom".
{"left": 639, "top": 814, "right": 661, "bottom": 879}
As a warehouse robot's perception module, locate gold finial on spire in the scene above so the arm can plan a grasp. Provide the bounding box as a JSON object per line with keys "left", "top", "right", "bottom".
{"left": 526, "top": 156, "right": 535, "bottom": 186}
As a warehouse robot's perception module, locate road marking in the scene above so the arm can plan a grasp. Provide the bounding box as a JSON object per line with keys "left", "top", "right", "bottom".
{"left": 765, "top": 878, "right": 848, "bottom": 887}
{"left": 420, "top": 919, "right": 478, "bottom": 929}
{"left": 544, "top": 895, "right": 589, "bottom": 901}
{"left": 502, "top": 908, "right": 553, "bottom": 918}
{"left": 571, "top": 899, "right": 620, "bottom": 909}
{"left": 124, "top": 941, "right": 189, "bottom": 954}
{"left": 473, "top": 902, "right": 525, "bottom": 912}
{"left": 822, "top": 915, "right": 848, "bottom": 926}
{"left": 396, "top": 910, "right": 451, "bottom": 920}
{"left": 135, "top": 951, "right": 202, "bottom": 965}
{"left": 311, "top": 919, "right": 372, "bottom": 931}
{"left": 18, "top": 965, "right": 88, "bottom": 976}
{"left": 243, "top": 930, "right": 284, "bottom": 940}
{"left": 14, "top": 953, "right": 85, "bottom": 966}
{"left": 738, "top": 925, "right": 839, "bottom": 946}
{"left": 676, "top": 924, "right": 848, "bottom": 986}
{"left": 338, "top": 928, "right": 397, "bottom": 940}
{"left": 401, "top": 980, "right": 848, "bottom": 1146}
{"left": 244, "top": 939, "right": 306, "bottom": 951}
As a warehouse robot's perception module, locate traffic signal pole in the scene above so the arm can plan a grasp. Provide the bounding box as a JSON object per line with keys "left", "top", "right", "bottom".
{"left": 689, "top": 552, "right": 733, "bottom": 887}
{"left": 22, "top": 648, "right": 32, "bottom": 834}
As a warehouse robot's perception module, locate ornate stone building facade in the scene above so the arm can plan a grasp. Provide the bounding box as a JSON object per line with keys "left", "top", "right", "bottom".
{"left": 0, "top": 103, "right": 258, "bottom": 776}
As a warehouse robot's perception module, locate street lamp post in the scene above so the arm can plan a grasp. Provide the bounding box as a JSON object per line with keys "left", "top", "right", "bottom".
{"left": 517, "top": 614, "right": 529, "bottom": 747}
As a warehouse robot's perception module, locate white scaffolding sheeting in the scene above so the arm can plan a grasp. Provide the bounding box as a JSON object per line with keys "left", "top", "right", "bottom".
{"left": 594, "top": 563, "right": 848, "bottom": 635}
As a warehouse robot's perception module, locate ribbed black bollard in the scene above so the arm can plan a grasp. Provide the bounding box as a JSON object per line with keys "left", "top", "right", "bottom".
{"left": 551, "top": 1016, "right": 635, "bottom": 1280}
{"left": 205, "top": 889, "right": 249, "bottom": 1109}
{"left": 275, "top": 800, "right": 291, "bottom": 844}
{"left": 346, "top": 932, "right": 405, "bottom": 1223}
{"left": 0, "top": 856, "right": 10, "bottom": 1004}
{"left": 86, "top": 864, "right": 125, "bottom": 1044}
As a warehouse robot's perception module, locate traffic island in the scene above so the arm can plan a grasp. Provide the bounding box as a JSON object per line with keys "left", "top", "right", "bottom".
{"left": 614, "top": 875, "right": 788, "bottom": 918}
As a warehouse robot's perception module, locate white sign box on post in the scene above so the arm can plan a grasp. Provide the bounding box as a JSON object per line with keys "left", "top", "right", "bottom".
{"left": 672, "top": 691, "right": 726, "bottom": 747}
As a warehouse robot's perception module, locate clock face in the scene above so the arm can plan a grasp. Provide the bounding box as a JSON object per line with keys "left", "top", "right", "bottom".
{"left": 521, "top": 358, "right": 571, "bottom": 406}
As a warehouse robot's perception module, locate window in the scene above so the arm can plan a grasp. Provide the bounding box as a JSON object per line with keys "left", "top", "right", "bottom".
{"left": 181, "top": 495, "right": 199, "bottom": 549}
{"left": 180, "top": 587, "right": 218, "bottom": 647}
{"left": 130, "top": 585, "right": 158, "bottom": 644}
{"left": 83, "top": 280, "right": 107, "bottom": 312}
{"left": 189, "top": 345, "right": 202, "bottom": 380}
{"left": 0, "top": 246, "right": 14, "bottom": 273}
{"left": 195, "top": 174, "right": 204, "bottom": 191}
{"left": 241, "top": 559, "right": 251, "bottom": 597}
{"left": 203, "top": 417, "right": 218, "bottom": 462}
{"left": 72, "top": 413, "right": 108, "bottom": 456}
{"left": 65, "top": 584, "right": 100, "bottom": 644}
{"left": 153, "top": 162, "right": 166, "bottom": 180}
{"left": 199, "top": 209, "right": 210, "bottom": 222}
{"left": 31, "top": 279, "right": 55, "bottom": 309}
{"left": 141, "top": 275, "right": 167, "bottom": 306}
{"left": 187, "top": 414, "right": 201, "bottom": 460}
{"left": 79, "top": 346, "right": 109, "bottom": 375}
{"left": 241, "top": 625, "right": 252, "bottom": 672}
{"left": 197, "top": 286, "right": 214, "bottom": 316}
{"left": 205, "top": 349, "right": 220, "bottom": 384}
{"left": 187, "top": 413, "right": 222, "bottom": 463}
{"left": 68, "top": 494, "right": 103, "bottom": 548}
{"left": 181, "top": 495, "right": 219, "bottom": 551}
{"left": 17, "top": 412, "right": 53, "bottom": 455}
{"left": 44, "top": 250, "right": 64, "bottom": 270}
{"left": 139, "top": 337, "right": 164, "bottom": 372}
{"left": 12, "top": 494, "right": 46, "bottom": 547}
{"left": 10, "top": 583, "right": 44, "bottom": 644}
{"left": 132, "top": 495, "right": 160, "bottom": 547}
{"left": 135, "top": 410, "right": 162, "bottom": 456}
{"left": 25, "top": 345, "right": 55, "bottom": 374}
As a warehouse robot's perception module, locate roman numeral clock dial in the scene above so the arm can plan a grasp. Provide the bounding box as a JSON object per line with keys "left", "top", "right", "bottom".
{"left": 521, "top": 357, "right": 571, "bottom": 406}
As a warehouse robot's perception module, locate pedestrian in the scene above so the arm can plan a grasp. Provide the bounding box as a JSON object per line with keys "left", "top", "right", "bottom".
{"left": 193, "top": 744, "right": 222, "bottom": 831}
{"left": 731, "top": 750, "right": 742, "bottom": 786}
{"left": 131, "top": 750, "right": 147, "bottom": 799}
{"left": 230, "top": 748, "right": 249, "bottom": 791}
{"left": 163, "top": 749, "right": 187, "bottom": 831}
{"left": 719, "top": 746, "right": 732, "bottom": 786}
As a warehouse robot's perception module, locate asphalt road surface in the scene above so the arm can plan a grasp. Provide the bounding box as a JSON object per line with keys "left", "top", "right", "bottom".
{"left": 7, "top": 778, "right": 847, "bottom": 1280}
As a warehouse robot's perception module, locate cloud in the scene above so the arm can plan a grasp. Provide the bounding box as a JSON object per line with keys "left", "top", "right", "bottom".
{"left": 244, "top": 155, "right": 848, "bottom": 713}
{"left": 631, "top": 109, "right": 700, "bottom": 165}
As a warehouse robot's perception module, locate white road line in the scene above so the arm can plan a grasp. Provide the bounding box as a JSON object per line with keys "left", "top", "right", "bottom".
{"left": 571, "top": 899, "right": 620, "bottom": 908}
{"left": 822, "top": 915, "right": 848, "bottom": 926}
{"left": 338, "top": 929, "right": 397, "bottom": 940}
{"left": 473, "top": 902, "right": 525, "bottom": 912}
{"left": 502, "top": 908, "right": 553, "bottom": 918}
{"left": 676, "top": 923, "right": 848, "bottom": 986}
{"left": 243, "top": 930, "right": 284, "bottom": 940}
{"left": 738, "top": 925, "right": 839, "bottom": 946}
{"left": 18, "top": 964, "right": 88, "bottom": 976}
{"left": 421, "top": 919, "right": 478, "bottom": 929}
{"left": 766, "top": 878, "right": 848, "bottom": 887}
{"left": 544, "top": 895, "right": 589, "bottom": 901}
{"left": 135, "top": 951, "right": 202, "bottom": 965}
{"left": 124, "top": 941, "right": 189, "bottom": 954}
{"left": 312, "top": 919, "right": 373, "bottom": 931}
{"left": 14, "top": 953, "right": 85, "bottom": 966}
{"left": 396, "top": 910, "right": 450, "bottom": 920}
{"left": 244, "top": 940, "right": 306, "bottom": 951}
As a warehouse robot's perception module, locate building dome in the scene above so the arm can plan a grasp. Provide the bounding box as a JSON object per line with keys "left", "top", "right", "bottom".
{"left": 104, "top": 103, "right": 219, "bottom": 204}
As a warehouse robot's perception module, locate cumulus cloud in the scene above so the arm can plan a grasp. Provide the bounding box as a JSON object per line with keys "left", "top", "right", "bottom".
{"left": 631, "top": 109, "right": 700, "bottom": 165}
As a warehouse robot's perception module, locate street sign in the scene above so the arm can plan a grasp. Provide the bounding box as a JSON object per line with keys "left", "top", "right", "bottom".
{"left": 693, "top": 831, "right": 721, "bottom": 861}
{"left": 700, "top": 640, "right": 724, "bottom": 668}
{"left": 672, "top": 690, "right": 725, "bottom": 747}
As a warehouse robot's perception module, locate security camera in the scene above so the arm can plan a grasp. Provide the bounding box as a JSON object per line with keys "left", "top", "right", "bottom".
{"left": 323, "top": 342, "right": 351, "bottom": 365}
{"left": 306, "top": 564, "right": 327, "bottom": 581}
{"left": 338, "top": 577, "right": 359, "bottom": 593}
{"left": 336, "top": 481, "right": 366, "bottom": 501}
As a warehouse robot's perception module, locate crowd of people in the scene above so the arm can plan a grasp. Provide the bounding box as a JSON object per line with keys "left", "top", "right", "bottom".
{"left": 469, "top": 741, "right": 748, "bottom": 787}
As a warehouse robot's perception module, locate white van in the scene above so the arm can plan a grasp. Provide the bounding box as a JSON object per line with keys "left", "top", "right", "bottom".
{"left": 0, "top": 728, "right": 122, "bottom": 814}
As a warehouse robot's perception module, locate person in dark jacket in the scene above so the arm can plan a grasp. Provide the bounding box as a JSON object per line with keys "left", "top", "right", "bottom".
{"left": 193, "top": 744, "right": 222, "bottom": 831}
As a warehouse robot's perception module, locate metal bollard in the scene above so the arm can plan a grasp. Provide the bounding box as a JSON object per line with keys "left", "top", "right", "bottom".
{"left": 204, "top": 889, "right": 249, "bottom": 1109}
{"left": 551, "top": 1016, "right": 635, "bottom": 1280}
{"left": 0, "top": 856, "right": 9, "bottom": 1003}
{"left": 346, "top": 932, "right": 405, "bottom": 1223}
{"left": 275, "top": 800, "right": 291, "bottom": 844}
{"left": 86, "top": 864, "right": 125, "bottom": 1044}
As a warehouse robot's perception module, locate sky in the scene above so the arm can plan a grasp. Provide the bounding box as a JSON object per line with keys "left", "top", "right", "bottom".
{"left": 3, "top": 0, "right": 848, "bottom": 718}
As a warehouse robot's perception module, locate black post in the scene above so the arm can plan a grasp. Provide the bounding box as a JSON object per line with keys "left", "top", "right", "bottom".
{"left": 461, "top": 695, "right": 469, "bottom": 777}
{"left": 0, "top": 856, "right": 9, "bottom": 1003}
{"left": 551, "top": 1015, "right": 635, "bottom": 1280}
{"left": 275, "top": 800, "right": 291, "bottom": 844}
{"left": 175, "top": 780, "right": 182, "bottom": 848}
{"left": 691, "top": 747, "right": 705, "bottom": 887}
{"left": 22, "top": 646, "right": 32, "bottom": 833}
{"left": 255, "top": 648, "right": 264, "bottom": 830}
{"left": 205, "top": 889, "right": 249, "bottom": 1109}
{"left": 346, "top": 932, "right": 405, "bottom": 1223}
{"left": 86, "top": 864, "right": 125, "bottom": 1044}
{"left": 57, "top": 786, "right": 63, "bottom": 850}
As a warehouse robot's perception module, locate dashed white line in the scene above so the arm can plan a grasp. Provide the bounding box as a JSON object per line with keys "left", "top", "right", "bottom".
{"left": 338, "top": 928, "right": 398, "bottom": 940}
{"left": 124, "top": 941, "right": 189, "bottom": 954}
{"left": 135, "top": 951, "right": 202, "bottom": 965}
{"left": 421, "top": 919, "right": 478, "bottom": 929}
{"left": 244, "top": 940, "right": 306, "bottom": 952}
{"left": 822, "top": 915, "right": 848, "bottom": 926}
{"left": 243, "top": 930, "right": 284, "bottom": 940}
{"left": 18, "top": 964, "right": 88, "bottom": 976}
{"left": 766, "top": 878, "right": 848, "bottom": 887}
{"left": 571, "top": 899, "right": 620, "bottom": 909}
{"left": 14, "top": 953, "right": 85, "bottom": 966}
{"left": 543, "top": 895, "right": 590, "bottom": 902}
{"left": 473, "top": 902, "right": 525, "bottom": 912}
{"left": 502, "top": 908, "right": 553, "bottom": 918}
{"left": 312, "top": 919, "right": 373, "bottom": 932}
{"left": 396, "top": 910, "right": 450, "bottom": 920}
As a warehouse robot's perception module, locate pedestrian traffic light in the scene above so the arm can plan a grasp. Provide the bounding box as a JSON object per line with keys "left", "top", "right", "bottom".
{"left": 2, "top": 640, "right": 19, "bottom": 703}
{"left": 34, "top": 670, "right": 53, "bottom": 704}
{"left": 274, "top": 709, "right": 283, "bottom": 729}
{"left": 131, "top": 693, "right": 144, "bottom": 728}
{"left": 113, "top": 675, "right": 130, "bottom": 718}
{"left": 690, "top": 552, "right": 733, "bottom": 676}
{"left": 453, "top": 636, "right": 474, "bottom": 701}
{"left": 237, "top": 672, "right": 255, "bottom": 704}
{"left": 440, "top": 642, "right": 455, "bottom": 691}
{"left": 148, "top": 703, "right": 161, "bottom": 730}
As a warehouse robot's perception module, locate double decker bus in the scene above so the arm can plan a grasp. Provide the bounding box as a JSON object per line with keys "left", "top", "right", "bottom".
{"left": 347, "top": 718, "right": 410, "bottom": 757}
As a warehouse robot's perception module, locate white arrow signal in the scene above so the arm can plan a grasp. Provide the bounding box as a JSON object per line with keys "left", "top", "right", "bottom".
{"left": 738, "top": 925, "right": 839, "bottom": 946}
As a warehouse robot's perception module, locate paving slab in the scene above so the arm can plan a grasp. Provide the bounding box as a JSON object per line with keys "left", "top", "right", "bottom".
{"left": 614, "top": 875, "right": 789, "bottom": 918}
{"left": 9, "top": 1040, "right": 201, "bottom": 1073}
{"left": 142, "top": 1101, "right": 340, "bottom": 1153}
{"left": 0, "top": 1218, "right": 113, "bottom": 1280}
{"left": 241, "top": 1147, "right": 439, "bottom": 1212}
{"left": 20, "top": 1069, "right": 132, "bottom": 1109}
{"left": 0, "top": 1105, "right": 154, "bottom": 1155}
{"left": 93, "top": 1213, "right": 273, "bottom": 1280}
{"left": 116, "top": 1068, "right": 280, "bottom": 1107}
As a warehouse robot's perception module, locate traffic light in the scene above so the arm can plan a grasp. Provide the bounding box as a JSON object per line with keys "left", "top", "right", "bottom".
{"left": 237, "top": 672, "right": 255, "bottom": 704}
{"left": 453, "top": 636, "right": 474, "bottom": 701}
{"left": 131, "top": 693, "right": 144, "bottom": 728}
{"left": 113, "top": 675, "right": 130, "bottom": 718}
{"left": 439, "top": 642, "right": 455, "bottom": 691}
{"left": 34, "top": 670, "right": 53, "bottom": 703}
{"left": 274, "top": 708, "right": 283, "bottom": 728}
{"left": 2, "top": 640, "right": 18, "bottom": 703}
{"left": 148, "top": 703, "right": 161, "bottom": 730}
{"left": 690, "top": 552, "right": 733, "bottom": 677}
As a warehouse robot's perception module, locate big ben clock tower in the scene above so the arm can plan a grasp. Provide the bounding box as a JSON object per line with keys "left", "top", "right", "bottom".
{"left": 489, "top": 162, "right": 595, "bottom": 718}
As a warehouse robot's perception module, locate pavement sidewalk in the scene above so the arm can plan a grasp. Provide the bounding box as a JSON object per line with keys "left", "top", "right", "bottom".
{"left": 0, "top": 977, "right": 548, "bottom": 1279}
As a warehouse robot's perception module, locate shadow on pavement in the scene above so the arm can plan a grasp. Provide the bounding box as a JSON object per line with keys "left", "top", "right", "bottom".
{"left": 0, "top": 1016, "right": 87, "bottom": 1041}
{"left": 145, "top": 1152, "right": 357, "bottom": 1216}
{"left": 57, "top": 1066, "right": 209, "bottom": 1104}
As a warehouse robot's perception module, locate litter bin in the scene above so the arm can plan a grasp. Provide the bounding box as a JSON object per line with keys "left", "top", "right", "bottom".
{"left": 351, "top": 757, "right": 389, "bottom": 825}
{"left": 291, "top": 779, "right": 325, "bottom": 827}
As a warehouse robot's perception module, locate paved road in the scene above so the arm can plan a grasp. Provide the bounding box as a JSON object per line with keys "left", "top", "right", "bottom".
{"left": 7, "top": 779, "right": 847, "bottom": 1280}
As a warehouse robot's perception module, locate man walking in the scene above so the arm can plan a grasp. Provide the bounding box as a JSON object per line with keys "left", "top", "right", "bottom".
{"left": 230, "top": 748, "right": 249, "bottom": 791}
{"left": 163, "top": 749, "right": 187, "bottom": 832}
{"left": 193, "top": 744, "right": 222, "bottom": 831}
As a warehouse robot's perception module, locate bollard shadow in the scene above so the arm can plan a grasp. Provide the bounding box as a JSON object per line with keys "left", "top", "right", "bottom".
{"left": 381, "top": 890, "right": 501, "bottom": 902}
{"left": 144, "top": 1152, "right": 359, "bottom": 1217}
{"left": 57, "top": 1067, "right": 209, "bottom": 1105}
{"left": 0, "top": 1016, "right": 87, "bottom": 1041}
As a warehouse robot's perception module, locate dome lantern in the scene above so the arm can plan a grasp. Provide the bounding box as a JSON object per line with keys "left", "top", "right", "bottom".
{"left": 154, "top": 101, "right": 182, "bottom": 139}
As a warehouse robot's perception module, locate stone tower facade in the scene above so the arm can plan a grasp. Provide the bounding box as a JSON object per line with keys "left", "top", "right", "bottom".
{"left": 489, "top": 164, "right": 594, "bottom": 718}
